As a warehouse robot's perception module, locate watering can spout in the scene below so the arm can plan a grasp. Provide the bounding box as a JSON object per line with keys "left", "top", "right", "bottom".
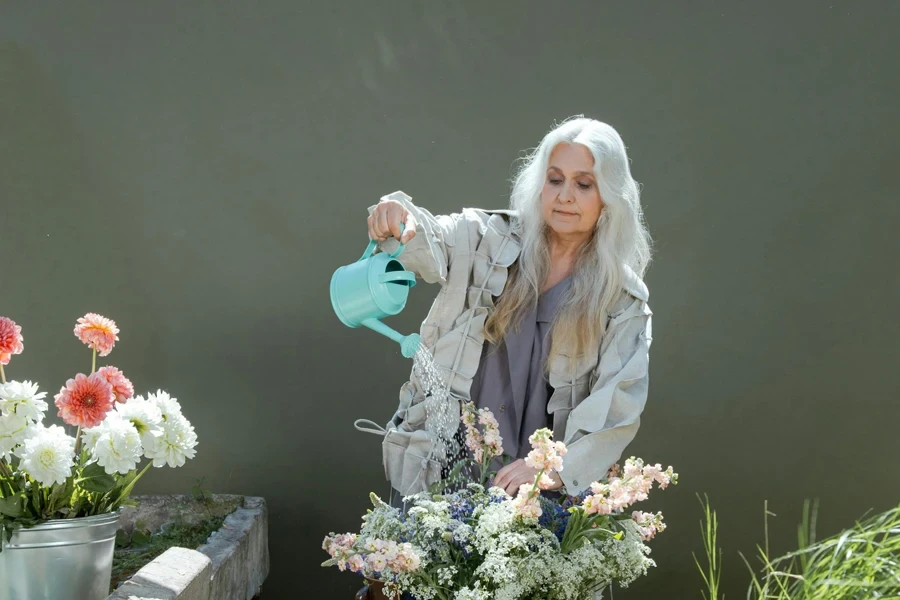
{"left": 361, "top": 319, "right": 421, "bottom": 358}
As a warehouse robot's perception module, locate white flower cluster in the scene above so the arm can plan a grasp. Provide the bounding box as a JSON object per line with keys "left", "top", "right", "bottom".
{"left": 16, "top": 425, "right": 75, "bottom": 486}
{"left": 0, "top": 381, "right": 77, "bottom": 485}
{"left": 472, "top": 496, "right": 516, "bottom": 552}
{"left": 466, "top": 519, "right": 652, "bottom": 600}
{"left": 453, "top": 587, "right": 492, "bottom": 600}
{"left": 541, "top": 523, "right": 653, "bottom": 597}
{"left": 407, "top": 497, "right": 451, "bottom": 538}
{"left": 0, "top": 381, "right": 197, "bottom": 485}
{"left": 0, "top": 380, "right": 48, "bottom": 424}
{"left": 84, "top": 390, "right": 198, "bottom": 475}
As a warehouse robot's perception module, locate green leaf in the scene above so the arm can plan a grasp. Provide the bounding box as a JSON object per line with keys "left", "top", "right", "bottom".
{"left": 1, "top": 519, "right": 14, "bottom": 552}
{"left": 191, "top": 476, "right": 213, "bottom": 503}
{"left": 115, "top": 529, "right": 130, "bottom": 547}
{"left": 77, "top": 463, "right": 116, "bottom": 494}
{"left": 30, "top": 483, "right": 42, "bottom": 515}
{"left": 112, "top": 469, "right": 138, "bottom": 493}
{"left": 70, "top": 493, "right": 85, "bottom": 518}
{"left": 131, "top": 529, "right": 152, "bottom": 546}
{"left": 0, "top": 495, "right": 24, "bottom": 518}
{"left": 109, "top": 462, "right": 152, "bottom": 509}
{"left": 50, "top": 478, "right": 75, "bottom": 513}
{"left": 47, "top": 482, "right": 67, "bottom": 506}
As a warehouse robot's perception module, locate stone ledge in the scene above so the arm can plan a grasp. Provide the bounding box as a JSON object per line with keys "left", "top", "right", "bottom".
{"left": 107, "top": 496, "right": 268, "bottom": 600}
{"left": 107, "top": 547, "right": 212, "bottom": 600}
{"left": 198, "top": 496, "right": 269, "bottom": 600}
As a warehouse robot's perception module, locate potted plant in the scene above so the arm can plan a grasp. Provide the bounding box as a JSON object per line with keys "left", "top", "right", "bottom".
{"left": 0, "top": 314, "right": 198, "bottom": 600}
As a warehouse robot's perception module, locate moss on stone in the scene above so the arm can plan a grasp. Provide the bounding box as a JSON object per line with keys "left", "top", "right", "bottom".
{"left": 109, "top": 492, "right": 242, "bottom": 594}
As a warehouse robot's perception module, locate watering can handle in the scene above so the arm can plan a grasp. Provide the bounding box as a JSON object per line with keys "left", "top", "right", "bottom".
{"left": 360, "top": 222, "right": 408, "bottom": 262}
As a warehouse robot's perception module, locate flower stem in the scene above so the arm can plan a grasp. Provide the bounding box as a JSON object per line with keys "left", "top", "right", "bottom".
{"left": 132, "top": 460, "right": 153, "bottom": 485}
{"left": 0, "top": 363, "right": 5, "bottom": 383}
{"left": 91, "top": 348, "right": 96, "bottom": 374}
{"left": 110, "top": 461, "right": 153, "bottom": 509}
{"left": 420, "top": 570, "right": 449, "bottom": 600}
{"left": 74, "top": 426, "right": 82, "bottom": 455}
{"left": 530, "top": 468, "right": 546, "bottom": 496}
{"left": 0, "top": 459, "right": 16, "bottom": 497}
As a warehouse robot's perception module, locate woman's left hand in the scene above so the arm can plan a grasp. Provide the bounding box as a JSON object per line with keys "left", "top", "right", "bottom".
{"left": 494, "top": 458, "right": 563, "bottom": 496}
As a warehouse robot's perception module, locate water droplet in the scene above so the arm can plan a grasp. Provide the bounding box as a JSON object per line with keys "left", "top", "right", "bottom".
{"left": 412, "top": 346, "right": 465, "bottom": 480}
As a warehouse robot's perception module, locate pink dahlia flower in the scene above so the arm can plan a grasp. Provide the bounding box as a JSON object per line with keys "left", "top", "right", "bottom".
{"left": 0, "top": 317, "right": 24, "bottom": 366}
{"left": 74, "top": 313, "right": 119, "bottom": 356}
{"left": 96, "top": 366, "right": 134, "bottom": 403}
{"left": 55, "top": 372, "right": 114, "bottom": 428}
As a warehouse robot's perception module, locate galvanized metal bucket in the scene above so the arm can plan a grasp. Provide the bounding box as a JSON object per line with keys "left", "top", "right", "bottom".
{"left": 0, "top": 512, "right": 119, "bottom": 600}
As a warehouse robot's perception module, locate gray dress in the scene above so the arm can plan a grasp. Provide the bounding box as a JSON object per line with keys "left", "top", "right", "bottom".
{"left": 389, "top": 276, "right": 572, "bottom": 509}
{"left": 468, "top": 275, "right": 573, "bottom": 464}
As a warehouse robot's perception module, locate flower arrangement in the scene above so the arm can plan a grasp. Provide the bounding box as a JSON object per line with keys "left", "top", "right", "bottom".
{"left": 0, "top": 314, "right": 198, "bottom": 545}
{"left": 323, "top": 401, "right": 677, "bottom": 600}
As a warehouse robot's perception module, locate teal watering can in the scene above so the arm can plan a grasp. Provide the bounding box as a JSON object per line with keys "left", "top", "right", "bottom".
{"left": 330, "top": 224, "right": 422, "bottom": 358}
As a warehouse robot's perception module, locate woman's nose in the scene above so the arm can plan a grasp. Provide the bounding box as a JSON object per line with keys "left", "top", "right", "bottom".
{"left": 558, "top": 181, "right": 575, "bottom": 203}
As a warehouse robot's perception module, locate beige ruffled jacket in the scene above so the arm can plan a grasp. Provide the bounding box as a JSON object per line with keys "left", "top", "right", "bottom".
{"left": 356, "top": 191, "right": 653, "bottom": 498}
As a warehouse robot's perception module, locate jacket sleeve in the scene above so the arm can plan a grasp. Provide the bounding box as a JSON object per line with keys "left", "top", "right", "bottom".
{"left": 368, "top": 191, "right": 459, "bottom": 285}
{"left": 557, "top": 295, "right": 653, "bottom": 494}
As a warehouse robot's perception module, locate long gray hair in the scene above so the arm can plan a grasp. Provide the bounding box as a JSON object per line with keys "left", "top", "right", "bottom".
{"left": 484, "top": 116, "right": 651, "bottom": 364}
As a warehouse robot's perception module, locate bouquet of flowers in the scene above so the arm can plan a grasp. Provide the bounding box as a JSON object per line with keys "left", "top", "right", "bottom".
{"left": 323, "top": 402, "right": 677, "bottom": 600}
{"left": 0, "top": 314, "right": 198, "bottom": 545}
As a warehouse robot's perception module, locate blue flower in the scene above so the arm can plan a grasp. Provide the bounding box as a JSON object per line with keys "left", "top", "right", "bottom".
{"left": 537, "top": 496, "right": 577, "bottom": 541}
{"left": 448, "top": 498, "right": 474, "bottom": 521}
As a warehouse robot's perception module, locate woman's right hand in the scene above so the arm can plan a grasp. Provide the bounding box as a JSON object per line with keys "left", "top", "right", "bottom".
{"left": 368, "top": 199, "right": 417, "bottom": 244}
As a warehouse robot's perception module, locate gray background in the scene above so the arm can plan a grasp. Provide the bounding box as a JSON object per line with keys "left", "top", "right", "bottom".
{"left": 2, "top": 1, "right": 898, "bottom": 597}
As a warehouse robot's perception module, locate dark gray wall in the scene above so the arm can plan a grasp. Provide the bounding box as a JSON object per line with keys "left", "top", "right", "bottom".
{"left": 2, "top": 1, "right": 898, "bottom": 597}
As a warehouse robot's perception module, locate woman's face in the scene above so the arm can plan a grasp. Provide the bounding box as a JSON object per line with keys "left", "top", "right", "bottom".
{"left": 540, "top": 142, "right": 604, "bottom": 243}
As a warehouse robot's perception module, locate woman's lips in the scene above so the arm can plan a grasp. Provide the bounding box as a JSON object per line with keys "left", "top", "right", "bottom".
{"left": 554, "top": 210, "right": 578, "bottom": 216}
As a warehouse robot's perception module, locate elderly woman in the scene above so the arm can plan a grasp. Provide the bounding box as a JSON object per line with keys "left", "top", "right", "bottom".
{"left": 361, "top": 116, "right": 652, "bottom": 510}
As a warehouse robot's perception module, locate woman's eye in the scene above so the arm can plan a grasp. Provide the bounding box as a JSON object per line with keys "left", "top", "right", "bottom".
{"left": 577, "top": 182, "right": 593, "bottom": 190}
{"left": 548, "top": 178, "right": 563, "bottom": 185}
